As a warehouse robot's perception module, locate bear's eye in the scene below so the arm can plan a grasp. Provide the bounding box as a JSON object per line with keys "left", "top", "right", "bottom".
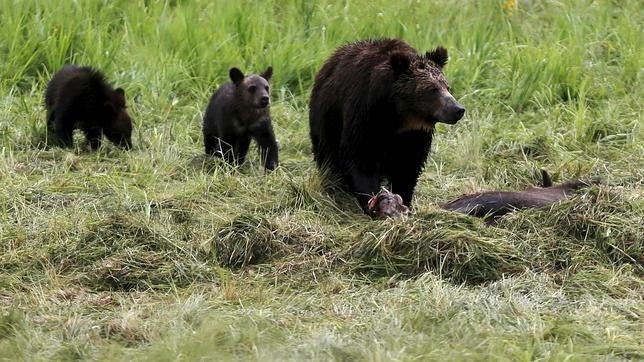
{"left": 248, "top": 86, "right": 257, "bottom": 93}
{"left": 428, "top": 87, "right": 439, "bottom": 95}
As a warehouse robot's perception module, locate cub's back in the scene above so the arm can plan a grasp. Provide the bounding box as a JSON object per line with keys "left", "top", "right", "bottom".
{"left": 45, "top": 66, "right": 109, "bottom": 110}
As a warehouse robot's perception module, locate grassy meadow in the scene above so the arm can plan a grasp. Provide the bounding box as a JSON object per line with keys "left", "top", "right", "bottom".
{"left": 1, "top": 0, "right": 642, "bottom": 360}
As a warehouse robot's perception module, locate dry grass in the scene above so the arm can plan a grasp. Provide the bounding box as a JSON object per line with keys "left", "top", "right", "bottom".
{"left": 0, "top": 0, "right": 642, "bottom": 360}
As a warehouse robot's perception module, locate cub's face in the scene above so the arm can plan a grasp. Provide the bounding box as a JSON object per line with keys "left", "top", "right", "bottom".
{"left": 230, "top": 66, "right": 273, "bottom": 110}
{"left": 103, "top": 87, "right": 133, "bottom": 149}
{"left": 390, "top": 47, "right": 465, "bottom": 128}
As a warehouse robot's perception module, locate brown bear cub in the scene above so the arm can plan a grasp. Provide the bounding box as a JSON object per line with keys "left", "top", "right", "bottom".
{"left": 45, "top": 65, "right": 133, "bottom": 149}
{"left": 309, "top": 38, "right": 465, "bottom": 217}
{"left": 202, "top": 67, "right": 278, "bottom": 171}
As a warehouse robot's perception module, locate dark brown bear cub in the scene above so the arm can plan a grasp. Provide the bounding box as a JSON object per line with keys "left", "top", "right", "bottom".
{"left": 202, "top": 67, "right": 278, "bottom": 171}
{"left": 45, "top": 65, "right": 133, "bottom": 149}
{"left": 309, "top": 38, "right": 464, "bottom": 217}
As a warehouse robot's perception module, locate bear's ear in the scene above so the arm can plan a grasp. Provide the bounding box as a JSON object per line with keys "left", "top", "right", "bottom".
{"left": 113, "top": 88, "right": 126, "bottom": 104}
{"left": 261, "top": 66, "right": 273, "bottom": 81}
{"left": 389, "top": 51, "right": 410, "bottom": 74}
{"left": 229, "top": 67, "right": 245, "bottom": 85}
{"left": 425, "top": 47, "right": 448, "bottom": 68}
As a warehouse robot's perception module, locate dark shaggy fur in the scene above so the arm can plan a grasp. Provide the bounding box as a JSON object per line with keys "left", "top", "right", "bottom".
{"left": 309, "top": 38, "right": 465, "bottom": 214}
{"left": 45, "top": 65, "right": 133, "bottom": 149}
{"left": 203, "top": 66, "right": 278, "bottom": 171}
{"left": 442, "top": 170, "right": 601, "bottom": 223}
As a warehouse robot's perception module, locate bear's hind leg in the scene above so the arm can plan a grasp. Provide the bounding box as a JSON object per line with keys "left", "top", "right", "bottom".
{"left": 233, "top": 136, "right": 251, "bottom": 166}
{"left": 52, "top": 114, "right": 75, "bottom": 148}
{"left": 46, "top": 110, "right": 57, "bottom": 146}
{"left": 204, "top": 134, "right": 222, "bottom": 156}
{"left": 219, "top": 139, "right": 236, "bottom": 164}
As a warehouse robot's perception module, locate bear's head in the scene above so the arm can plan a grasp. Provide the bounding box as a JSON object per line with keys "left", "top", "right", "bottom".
{"left": 229, "top": 66, "right": 272, "bottom": 110}
{"left": 103, "top": 87, "right": 133, "bottom": 149}
{"left": 390, "top": 47, "right": 464, "bottom": 129}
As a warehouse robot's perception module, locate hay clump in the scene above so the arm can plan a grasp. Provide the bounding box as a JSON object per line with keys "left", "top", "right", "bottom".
{"left": 346, "top": 211, "right": 524, "bottom": 283}
{"left": 55, "top": 214, "right": 215, "bottom": 291}
{"left": 502, "top": 187, "right": 643, "bottom": 272}
{"left": 210, "top": 214, "right": 333, "bottom": 269}
{"left": 211, "top": 214, "right": 277, "bottom": 268}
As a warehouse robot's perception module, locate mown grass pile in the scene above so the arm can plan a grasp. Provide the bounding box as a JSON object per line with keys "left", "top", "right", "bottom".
{"left": 1, "top": 0, "right": 642, "bottom": 360}
{"left": 504, "top": 186, "right": 643, "bottom": 269}
{"left": 347, "top": 211, "right": 525, "bottom": 282}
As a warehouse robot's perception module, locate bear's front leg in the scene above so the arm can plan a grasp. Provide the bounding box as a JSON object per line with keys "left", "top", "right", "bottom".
{"left": 350, "top": 171, "right": 410, "bottom": 219}
{"left": 343, "top": 146, "right": 408, "bottom": 218}
{"left": 385, "top": 131, "right": 433, "bottom": 207}
{"left": 83, "top": 127, "right": 102, "bottom": 150}
{"left": 252, "top": 119, "right": 279, "bottom": 171}
{"left": 346, "top": 166, "right": 384, "bottom": 215}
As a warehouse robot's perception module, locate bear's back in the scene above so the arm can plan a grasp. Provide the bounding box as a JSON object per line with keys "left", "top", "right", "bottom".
{"left": 45, "top": 65, "right": 111, "bottom": 110}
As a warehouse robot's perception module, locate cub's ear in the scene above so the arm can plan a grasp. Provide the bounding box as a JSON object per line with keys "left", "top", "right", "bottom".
{"left": 389, "top": 51, "right": 410, "bottom": 74}
{"left": 261, "top": 66, "right": 273, "bottom": 81}
{"left": 425, "top": 46, "right": 448, "bottom": 68}
{"left": 229, "top": 67, "right": 245, "bottom": 85}
{"left": 113, "top": 88, "right": 126, "bottom": 103}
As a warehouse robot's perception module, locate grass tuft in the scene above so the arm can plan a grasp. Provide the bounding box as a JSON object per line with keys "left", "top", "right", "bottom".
{"left": 347, "top": 211, "right": 524, "bottom": 283}
{"left": 0, "top": 310, "right": 25, "bottom": 340}
{"left": 211, "top": 214, "right": 277, "bottom": 268}
{"left": 52, "top": 214, "right": 216, "bottom": 291}
{"left": 503, "top": 187, "right": 644, "bottom": 272}
{"left": 0, "top": 0, "right": 642, "bottom": 359}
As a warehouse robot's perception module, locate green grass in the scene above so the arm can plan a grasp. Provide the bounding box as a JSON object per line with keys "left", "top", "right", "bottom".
{"left": 1, "top": 0, "right": 642, "bottom": 360}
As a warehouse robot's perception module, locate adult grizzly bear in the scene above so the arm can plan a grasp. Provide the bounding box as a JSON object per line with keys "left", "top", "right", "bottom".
{"left": 45, "top": 65, "right": 133, "bottom": 149}
{"left": 309, "top": 38, "right": 464, "bottom": 217}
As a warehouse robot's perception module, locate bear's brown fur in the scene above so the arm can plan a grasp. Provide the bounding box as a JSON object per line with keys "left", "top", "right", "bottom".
{"left": 309, "top": 38, "right": 464, "bottom": 216}
{"left": 202, "top": 67, "right": 278, "bottom": 171}
{"left": 45, "top": 65, "right": 133, "bottom": 149}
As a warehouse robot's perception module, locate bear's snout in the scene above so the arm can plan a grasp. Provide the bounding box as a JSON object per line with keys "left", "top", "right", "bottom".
{"left": 443, "top": 104, "right": 465, "bottom": 124}
{"left": 259, "top": 96, "right": 270, "bottom": 108}
{"left": 438, "top": 94, "right": 465, "bottom": 124}
{"left": 451, "top": 102, "right": 465, "bottom": 121}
